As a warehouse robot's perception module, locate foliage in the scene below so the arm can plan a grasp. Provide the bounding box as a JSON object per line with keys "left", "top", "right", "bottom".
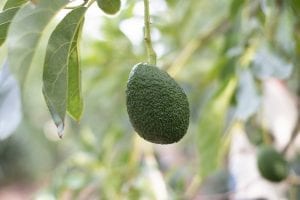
{"left": 0, "top": 0, "right": 299, "bottom": 199}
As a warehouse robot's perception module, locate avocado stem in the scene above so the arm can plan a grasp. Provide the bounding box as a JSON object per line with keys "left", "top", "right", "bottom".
{"left": 143, "top": 0, "right": 157, "bottom": 65}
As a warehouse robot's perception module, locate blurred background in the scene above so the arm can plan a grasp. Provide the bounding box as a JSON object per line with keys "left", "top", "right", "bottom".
{"left": 0, "top": 0, "right": 300, "bottom": 199}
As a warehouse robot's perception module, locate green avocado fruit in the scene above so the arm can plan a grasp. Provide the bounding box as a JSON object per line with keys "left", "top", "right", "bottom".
{"left": 257, "top": 145, "right": 289, "bottom": 182}
{"left": 96, "top": 0, "right": 121, "bottom": 15}
{"left": 126, "top": 63, "right": 190, "bottom": 144}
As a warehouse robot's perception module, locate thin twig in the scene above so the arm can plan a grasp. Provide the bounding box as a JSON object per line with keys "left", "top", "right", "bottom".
{"left": 143, "top": 0, "right": 157, "bottom": 65}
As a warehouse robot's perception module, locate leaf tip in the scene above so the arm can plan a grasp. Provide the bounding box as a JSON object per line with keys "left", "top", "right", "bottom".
{"left": 57, "top": 122, "right": 64, "bottom": 139}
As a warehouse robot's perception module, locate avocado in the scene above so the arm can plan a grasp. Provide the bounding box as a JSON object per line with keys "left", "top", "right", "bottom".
{"left": 96, "top": 0, "right": 121, "bottom": 15}
{"left": 126, "top": 63, "right": 189, "bottom": 144}
{"left": 257, "top": 145, "right": 289, "bottom": 182}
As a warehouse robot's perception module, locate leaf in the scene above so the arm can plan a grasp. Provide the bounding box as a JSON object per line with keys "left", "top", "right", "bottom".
{"left": 67, "top": 19, "right": 84, "bottom": 121}
{"left": 0, "top": 8, "right": 18, "bottom": 46}
{"left": 252, "top": 47, "right": 293, "bottom": 80}
{"left": 0, "top": 0, "right": 27, "bottom": 46}
{"left": 0, "top": 61, "right": 22, "bottom": 140}
{"left": 235, "top": 69, "right": 260, "bottom": 121}
{"left": 43, "top": 7, "right": 86, "bottom": 137}
{"left": 7, "top": 0, "right": 69, "bottom": 83}
{"left": 229, "top": 0, "right": 245, "bottom": 18}
{"left": 197, "top": 77, "right": 237, "bottom": 178}
{"left": 290, "top": 0, "right": 300, "bottom": 17}
{"left": 3, "top": 0, "right": 27, "bottom": 10}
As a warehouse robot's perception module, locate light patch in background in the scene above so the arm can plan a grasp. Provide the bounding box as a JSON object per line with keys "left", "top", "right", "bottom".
{"left": 133, "top": 0, "right": 168, "bottom": 16}
{"left": 0, "top": 61, "right": 22, "bottom": 140}
{"left": 120, "top": 18, "right": 144, "bottom": 47}
{"left": 262, "top": 79, "right": 298, "bottom": 150}
{"left": 120, "top": 0, "right": 166, "bottom": 57}
{"left": 43, "top": 120, "right": 61, "bottom": 141}
{"left": 82, "top": 3, "right": 104, "bottom": 41}
{"left": 81, "top": 0, "right": 167, "bottom": 57}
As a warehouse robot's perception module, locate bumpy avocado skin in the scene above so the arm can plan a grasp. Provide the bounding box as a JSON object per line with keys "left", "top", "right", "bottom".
{"left": 126, "top": 63, "right": 190, "bottom": 144}
{"left": 257, "top": 145, "right": 289, "bottom": 182}
{"left": 97, "top": 0, "right": 121, "bottom": 15}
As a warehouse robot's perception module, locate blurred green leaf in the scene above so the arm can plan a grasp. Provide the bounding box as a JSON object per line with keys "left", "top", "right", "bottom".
{"left": 235, "top": 69, "right": 260, "bottom": 121}
{"left": 252, "top": 47, "right": 293, "bottom": 79}
{"left": 0, "top": 8, "right": 19, "bottom": 46}
{"left": 3, "top": 0, "right": 27, "bottom": 10}
{"left": 7, "top": 0, "right": 68, "bottom": 83}
{"left": 229, "top": 0, "right": 245, "bottom": 18}
{"left": 0, "top": 0, "right": 27, "bottom": 46}
{"left": 43, "top": 7, "right": 86, "bottom": 136}
{"left": 197, "top": 77, "right": 237, "bottom": 178}
{"left": 199, "top": 169, "right": 231, "bottom": 196}
{"left": 289, "top": 0, "right": 300, "bottom": 17}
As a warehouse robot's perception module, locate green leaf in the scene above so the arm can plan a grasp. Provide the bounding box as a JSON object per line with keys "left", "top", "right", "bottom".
{"left": 235, "top": 69, "right": 260, "bottom": 121}
{"left": 0, "top": 8, "right": 18, "bottom": 46}
{"left": 290, "top": 0, "right": 300, "bottom": 17}
{"left": 252, "top": 47, "right": 293, "bottom": 79}
{"left": 197, "top": 77, "right": 237, "bottom": 178}
{"left": 0, "top": 0, "right": 27, "bottom": 46}
{"left": 229, "top": 0, "right": 245, "bottom": 18}
{"left": 3, "top": 0, "right": 27, "bottom": 10}
{"left": 43, "top": 7, "right": 86, "bottom": 137}
{"left": 7, "top": 0, "right": 68, "bottom": 83}
{"left": 67, "top": 19, "right": 84, "bottom": 121}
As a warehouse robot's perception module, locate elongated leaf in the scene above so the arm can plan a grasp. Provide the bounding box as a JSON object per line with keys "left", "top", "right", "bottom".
{"left": 197, "top": 77, "right": 237, "bottom": 178}
{"left": 3, "top": 0, "right": 27, "bottom": 10}
{"left": 67, "top": 21, "right": 84, "bottom": 121}
{"left": 43, "top": 7, "right": 86, "bottom": 137}
{"left": 0, "top": 0, "right": 27, "bottom": 46}
{"left": 7, "top": 0, "right": 68, "bottom": 83}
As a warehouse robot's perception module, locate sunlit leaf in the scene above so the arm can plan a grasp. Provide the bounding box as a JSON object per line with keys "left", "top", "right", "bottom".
{"left": 197, "top": 77, "right": 237, "bottom": 178}
{"left": 67, "top": 20, "right": 84, "bottom": 121}
{"left": 43, "top": 7, "right": 86, "bottom": 137}
{"left": 7, "top": 0, "right": 68, "bottom": 83}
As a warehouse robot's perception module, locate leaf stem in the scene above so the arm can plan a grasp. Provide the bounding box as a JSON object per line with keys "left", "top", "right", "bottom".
{"left": 143, "top": 0, "right": 157, "bottom": 65}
